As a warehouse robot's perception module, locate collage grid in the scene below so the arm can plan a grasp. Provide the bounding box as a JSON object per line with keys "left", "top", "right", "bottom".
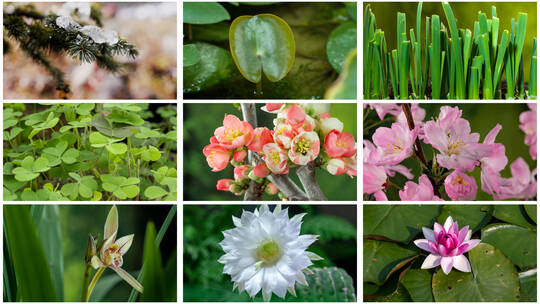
{"left": 0, "top": 0, "right": 538, "bottom": 303}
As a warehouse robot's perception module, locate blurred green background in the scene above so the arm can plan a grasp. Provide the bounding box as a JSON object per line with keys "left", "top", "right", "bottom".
{"left": 183, "top": 103, "right": 358, "bottom": 201}
{"left": 364, "top": 103, "right": 536, "bottom": 200}
{"left": 364, "top": 2, "right": 537, "bottom": 81}
{"left": 183, "top": 204, "right": 357, "bottom": 302}
{"left": 61, "top": 205, "right": 176, "bottom": 301}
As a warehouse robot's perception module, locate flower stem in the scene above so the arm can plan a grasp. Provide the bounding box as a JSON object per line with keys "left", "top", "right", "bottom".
{"left": 80, "top": 263, "right": 91, "bottom": 302}
{"left": 86, "top": 267, "right": 106, "bottom": 301}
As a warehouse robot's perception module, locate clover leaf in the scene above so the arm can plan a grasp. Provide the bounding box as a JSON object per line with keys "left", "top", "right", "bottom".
{"left": 12, "top": 156, "right": 51, "bottom": 182}
{"left": 42, "top": 141, "right": 80, "bottom": 166}
{"left": 28, "top": 112, "right": 60, "bottom": 139}
{"left": 89, "top": 132, "right": 128, "bottom": 155}
{"left": 100, "top": 174, "right": 140, "bottom": 199}
{"left": 60, "top": 173, "right": 98, "bottom": 200}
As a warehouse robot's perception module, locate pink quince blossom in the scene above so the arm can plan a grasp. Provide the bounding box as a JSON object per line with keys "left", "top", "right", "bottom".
{"left": 217, "top": 179, "right": 234, "bottom": 191}
{"left": 285, "top": 104, "right": 306, "bottom": 127}
{"left": 273, "top": 122, "right": 296, "bottom": 149}
{"left": 261, "top": 103, "right": 283, "bottom": 113}
{"left": 262, "top": 143, "right": 289, "bottom": 174}
{"left": 324, "top": 130, "right": 356, "bottom": 158}
{"left": 444, "top": 170, "right": 477, "bottom": 201}
{"left": 327, "top": 156, "right": 356, "bottom": 178}
{"left": 203, "top": 143, "right": 231, "bottom": 172}
{"left": 414, "top": 216, "right": 481, "bottom": 275}
{"left": 289, "top": 131, "right": 320, "bottom": 165}
{"left": 253, "top": 163, "right": 270, "bottom": 178}
{"left": 266, "top": 182, "right": 279, "bottom": 195}
{"left": 424, "top": 107, "right": 490, "bottom": 172}
{"left": 320, "top": 115, "right": 344, "bottom": 135}
{"left": 363, "top": 164, "right": 387, "bottom": 200}
{"left": 246, "top": 127, "right": 274, "bottom": 153}
{"left": 214, "top": 114, "right": 254, "bottom": 149}
{"left": 519, "top": 104, "right": 537, "bottom": 160}
{"left": 232, "top": 150, "right": 247, "bottom": 162}
{"left": 399, "top": 174, "right": 443, "bottom": 201}
{"left": 372, "top": 122, "right": 417, "bottom": 165}
{"left": 234, "top": 165, "right": 251, "bottom": 181}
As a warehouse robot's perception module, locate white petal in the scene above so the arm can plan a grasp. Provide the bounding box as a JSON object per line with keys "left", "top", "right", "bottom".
{"left": 232, "top": 215, "right": 242, "bottom": 227}
{"left": 111, "top": 267, "right": 143, "bottom": 293}
{"left": 287, "top": 286, "right": 297, "bottom": 297}
{"left": 440, "top": 256, "right": 454, "bottom": 275}
{"left": 296, "top": 272, "right": 308, "bottom": 286}
{"left": 244, "top": 269, "right": 263, "bottom": 297}
{"left": 262, "top": 290, "right": 272, "bottom": 302}
{"left": 421, "top": 254, "right": 441, "bottom": 269}
{"left": 464, "top": 230, "right": 472, "bottom": 242}
{"left": 422, "top": 227, "right": 436, "bottom": 242}
{"left": 91, "top": 255, "right": 105, "bottom": 269}
{"left": 414, "top": 239, "right": 435, "bottom": 253}
{"left": 443, "top": 216, "right": 454, "bottom": 232}
{"left": 273, "top": 204, "right": 282, "bottom": 214}
{"left": 452, "top": 255, "right": 471, "bottom": 272}
{"left": 104, "top": 205, "right": 118, "bottom": 241}
{"left": 305, "top": 251, "right": 323, "bottom": 261}
{"left": 290, "top": 213, "right": 307, "bottom": 223}
{"left": 115, "top": 234, "right": 134, "bottom": 255}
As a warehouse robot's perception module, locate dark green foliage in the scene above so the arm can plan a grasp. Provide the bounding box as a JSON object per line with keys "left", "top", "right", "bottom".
{"left": 3, "top": 3, "right": 138, "bottom": 94}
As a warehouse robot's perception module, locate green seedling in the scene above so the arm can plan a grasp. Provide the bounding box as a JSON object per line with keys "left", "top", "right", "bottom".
{"left": 229, "top": 14, "right": 295, "bottom": 93}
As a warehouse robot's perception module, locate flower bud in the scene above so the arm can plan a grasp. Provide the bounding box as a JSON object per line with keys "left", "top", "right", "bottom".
{"left": 444, "top": 170, "right": 477, "bottom": 200}
{"left": 320, "top": 117, "right": 344, "bottom": 135}
{"left": 233, "top": 149, "right": 247, "bottom": 162}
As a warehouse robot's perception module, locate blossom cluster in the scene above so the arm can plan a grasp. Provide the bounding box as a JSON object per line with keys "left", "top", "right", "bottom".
{"left": 364, "top": 104, "right": 537, "bottom": 201}
{"left": 203, "top": 104, "right": 357, "bottom": 197}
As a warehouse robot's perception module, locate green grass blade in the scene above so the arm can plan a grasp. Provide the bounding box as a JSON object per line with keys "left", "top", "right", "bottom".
{"left": 430, "top": 15, "right": 441, "bottom": 99}
{"left": 529, "top": 38, "right": 537, "bottom": 99}
{"left": 442, "top": 2, "right": 465, "bottom": 98}
{"left": 31, "top": 205, "right": 64, "bottom": 301}
{"left": 513, "top": 13, "right": 527, "bottom": 82}
{"left": 3, "top": 227, "right": 16, "bottom": 302}
{"left": 422, "top": 16, "right": 430, "bottom": 97}
{"left": 479, "top": 34, "right": 494, "bottom": 98}
{"left": 4, "top": 205, "right": 56, "bottom": 301}
{"left": 493, "top": 30, "right": 510, "bottom": 92}
{"left": 415, "top": 2, "right": 423, "bottom": 95}
{"left": 399, "top": 35, "right": 410, "bottom": 99}
{"left": 462, "top": 29, "right": 472, "bottom": 86}
{"left": 492, "top": 17, "right": 499, "bottom": 54}
{"left": 141, "top": 222, "right": 166, "bottom": 302}
{"left": 128, "top": 205, "right": 177, "bottom": 302}
{"left": 388, "top": 51, "right": 398, "bottom": 98}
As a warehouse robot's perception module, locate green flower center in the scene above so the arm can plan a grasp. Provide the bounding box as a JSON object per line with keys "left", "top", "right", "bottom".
{"left": 295, "top": 138, "right": 310, "bottom": 155}
{"left": 256, "top": 240, "right": 282, "bottom": 264}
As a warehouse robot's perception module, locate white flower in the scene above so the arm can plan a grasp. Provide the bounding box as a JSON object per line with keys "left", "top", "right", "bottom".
{"left": 218, "top": 205, "right": 322, "bottom": 301}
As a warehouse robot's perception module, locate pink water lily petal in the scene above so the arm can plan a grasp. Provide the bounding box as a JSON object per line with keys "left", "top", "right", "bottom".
{"left": 457, "top": 225, "right": 469, "bottom": 243}
{"left": 433, "top": 222, "right": 444, "bottom": 236}
{"left": 414, "top": 239, "right": 437, "bottom": 254}
{"left": 440, "top": 256, "right": 454, "bottom": 274}
{"left": 443, "top": 216, "right": 454, "bottom": 232}
{"left": 461, "top": 239, "right": 481, "bottom": 253}
{"left": 421, "top": 254, "right": 442, "bottom": 269}
{"left": 452, "top": 254, "right": 471, "bottom": 272}
{"left": 422, "top": 227, "right": 435, "bottom": 242}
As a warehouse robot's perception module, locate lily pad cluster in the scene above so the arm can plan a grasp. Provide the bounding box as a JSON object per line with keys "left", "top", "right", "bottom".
{"left": 364, "top": 205, "right": 537, "bottom": 302}
{"left": 183, "top": 2, "right": 357, "bottom": 99}
{"left": 3, "top": 103, "right": 177, "bottom": 201}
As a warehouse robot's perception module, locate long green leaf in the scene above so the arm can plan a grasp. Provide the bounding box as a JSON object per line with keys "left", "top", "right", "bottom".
{"left": 479, "top": 34, "right": 494, "bottom": 98}
{"left": 141, "top": 222, "right": 165, "bottom": 301}
{"left": 3, "top": 226, "right": 16, "bottom": 302}
{"left": 4, "top": 205, "right": 56, "bottom": 301}
{"left": 128, "top": 205, "right": 176, "bottom": 302}
{"left": 430, "top": 15, "right": 441, "bottom": 99}
{"left": 513, "top": 13, "right": 527, "bottom": 82}
{"left": 493, "top": 30, "right": 510, "bottom": 91}
{"left": 529, "top": 38, "right": 537, "bottom": 99}
{"left": 442, "top": 2, "right": 465, "bottom": 98}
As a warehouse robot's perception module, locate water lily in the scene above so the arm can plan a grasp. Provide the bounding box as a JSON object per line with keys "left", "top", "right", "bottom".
{"left": 218, "top": 205, "right": 322, "bottom": 301}
{"left": 414, "top": 216, "right": 481, "bottom": 275}
{"left": 87, "top": 206, "right": 142, "bottom": 300}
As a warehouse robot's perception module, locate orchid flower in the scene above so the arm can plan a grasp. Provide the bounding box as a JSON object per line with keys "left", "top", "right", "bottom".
{"left": 414, "top": 216, "right": 481, "bottom": 275}
{"left": 87, "top": 206, "right": 143, "bottom": 301}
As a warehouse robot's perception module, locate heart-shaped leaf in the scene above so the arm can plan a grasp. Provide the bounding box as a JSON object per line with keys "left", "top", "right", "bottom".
{"left": 90, "top": 114, "right": 138, "bottom": 138}
{"left": 12, "top": 156, "right": 50, "bottom": 182}
{"left": 432, "top": 243, "right": 520, "bottom": 301}
{"left": 145, "top": 186, "right": 168, "bottom": 200}
{"left": 326, "top": 21, "right": 357, "bottom": 73}
{"left": 524, "top": 205, "right": 536, "bottom": 223}
{"left": 229, "top": 14, "right": 295, "bottom": 83}
{"left": 325, "top": 48, "right": 357, "bottom": 99}
{"left": 100, "top": 175, "right": 140, "bottom": 199}
{"left": 183, "top": 42, "right": 235, "bottom": 93}
{"left": 141, "top": 146, "right": 161, "bottom": 162}
{"left": 400, "top": 269, "right": 434, "bottom": 302}
{"left": 61, "top": 148, "right": 79, "bottom": 164}
{"left": 61, "top": 183, "right": 79, "bottom": 200}
{"left": 76, "top": 103, "right": 95, "bottom": 115}
{"left": 519, "top": 270, "right": 537, "bottom": 302}
{"left": 481, "top": 223, "right": 536, "bottom": 269}
{"left": 183, "top": 2, "right": 230, "bottom": 25}
{"left": 183, "top": 44, "right": 201, "bottom": 67}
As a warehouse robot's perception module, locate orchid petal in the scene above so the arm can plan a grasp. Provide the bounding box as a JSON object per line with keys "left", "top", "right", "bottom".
{"left": 443, "top": 216, "right": 453, "bottom": 232}
{"left": 421, "top": 254, "right": 442, "bottom": 269}
{"left": 104, "top": 205, "right": 118, "bottom": 241}
{"left": 452, "top": 254, "right": 471, "bottom": 272}
{"left": 91, "top": 255, "right": 105, "bottom": 269}
{"left": 111, "top": 267, "right": 143, "bottom": 293}
{"left": 440, "top": 256, "right": 454, "bottom": 274}
{"left": 101, "top": 230, "right": 117, "bottom": 257}
{"left": 422, "top": 227, "right": 436, "bottom": 242}
{"left": 115, "top": 234, "right": 134, "bottom": 255}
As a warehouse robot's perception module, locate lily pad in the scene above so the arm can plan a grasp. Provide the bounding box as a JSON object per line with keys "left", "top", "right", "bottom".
{"left": 400, "top": 269, "right": 434, "bottom": 302}
{"left": 183, "top": 2, "right": 230, "bottom": 25}
{"left": 432, "top": 243, "right": 520, "bottom": 302}
{"left": 481, "top": 223, "right": 536, "bottom": 269}
{"left": 493, "top": 205, "right": 535, "bottom": 229}
{"left": 437, "top": 205, "right": 493, "bottom": 232}
{"left": 190, "top": 22, "right": 230, "bottom": 42}
{"left": 363, "top": 205, "right": 441, "bottom": 243}
{"left": 363, "top": 239, "right": 418, "bottom": 286}
{"left": 326, "top": 21, "right": 357, "bottom": 72}
{"left": 519, "top": 270, "right": 537, "bottom": 302}
{"left": 229, "top": 14, "right": 295, "bottom": 83}
{"left": 524, "top": 205, "right": 536, "bottom": 223}
{"left": 183, "top": 44, "right": 201, "bottom": 67}
{"left": 325, "top": 48, "right": 357, "bottom": 99}
{"left": 183, "top": 42, "right": 235, "bottom": 93}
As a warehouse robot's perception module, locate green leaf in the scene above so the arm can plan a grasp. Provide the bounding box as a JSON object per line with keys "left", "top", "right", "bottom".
{"left": 432, "top": 243, "right": 520, "bottom": 301}
{"left": 89, "top": 132, "right": 111, "bottom": 147}
{"left": 144, "top": 186, "right": 168, "bottom": 200}
{"left": 302, "top": 215, "right": 356, "bottom": 242}
{"left": 183, "top": 44, "right": 201, "bottom": 67}
{"left": 493, "top": 205, "right": 536, "bottom": 229}
{"left": 326, "top": 21, "right": 357, "bottom": 73}
{"left": 141, "top": 146, "right": 161, "bottom": 162}
{"left": 61, "top": 183, "right": 79, "bottom": 200}
{"left": 4, "top": 205, "right": 57, "bottom": 301}
{"left": 106, "top": 143, "right": 128, "bottom": 155}
{"left": 76, "top": 103, "right": 95, "bottom": 115}
{"left": 88, "top": 271, "right": 140, "bottom": 302}
{"left": 363, "top": 239, "right": 418, "bottom": 286}
{"left": 519, "top": 270, "right": 537, "bottom": 302}
{"left": 229, "top": 14, "right": 295, "bottom": 83}
{"left": 12, "top": 167, "right": 39, "bottom": 182}
{"left": 90, "top": 114, "right": 138, "bottom": 138}
{"left": 141, "top": 222, "right": 166, "bottom": 301}
{"left": 61, "top": 148, "right": 79, "bottom": 164}
{"left": 107, "top": 110, "right": 145, "bottom": 126}
{"left": 32, "top": 157, "right": 50, "bottom": 172}
{"left": 363, "top": 205, "right": 441, "bottom": 243}
{"left": 183, "top": 42, "right": 235, "bottom": 93}
{"left": 400, "top": 269, "right": 433, "bottom": 301}
{"left": 481, "top": 223, "right": 536, "bottom": 269}
{"left": 325, "top": 48, "right": 357, "bottom": 99}
{"left": 524, "top": 205, "right": 536, "bottom": 223}
{"left": 183, "top": 2, "right": 230, "bottom": 25}
{"left": 31, "top": 205, "right": 64, "bottom": 301}
{"left": 437, "top": 205, "right": 493, "bottom": 232}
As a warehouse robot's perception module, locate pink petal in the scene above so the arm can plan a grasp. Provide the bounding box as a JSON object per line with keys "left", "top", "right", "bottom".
{"left": 414, "top": 239, "right": 436, "bottom": 253}
{"left": 457, "top": 226, "right": 469, "bottom": 244}
{"left": 440, "top": 256, "right": 454, "bottom": 274}
{"left": 429, "top": 241, "right": 440, "bottom": 254}
{"left": 433, "top": 222, "right": 444, "bottom": 236}
{"left": 443, "top": 216, "right": 454, "bottom": 232}
{"left": 422, "top": 227, "right": 436, "bottom": 242}
{"left": 421, "top": 254, "right": 442, "bottom": 269}
{"left": 460, "top": 239, "right": 481, "bottom": 253}
{"left": 438, "top": 244, "right": 449, "bottom": 256}
{"left": 452, "top": 254, "right": 471, "bottom": 272}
